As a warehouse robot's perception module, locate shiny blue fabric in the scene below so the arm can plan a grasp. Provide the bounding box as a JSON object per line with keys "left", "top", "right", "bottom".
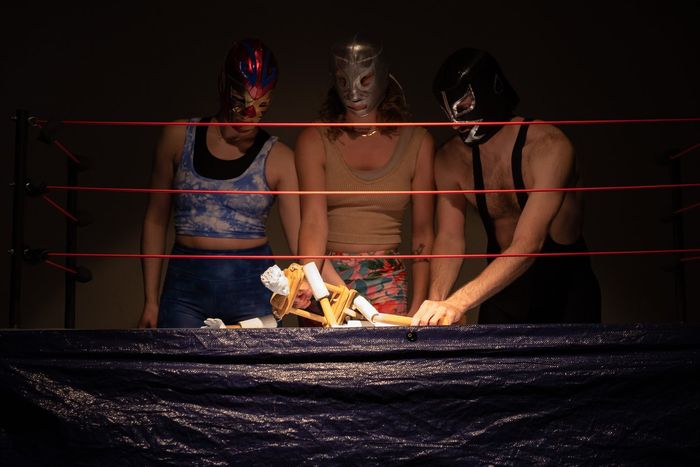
{"left": 1, "top": 324, "right": 699, "bottom": 465}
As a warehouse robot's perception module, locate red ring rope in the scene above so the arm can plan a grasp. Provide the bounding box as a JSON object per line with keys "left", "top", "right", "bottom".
{"left": 669, "top": 143, "right": 700, "bottom": 160}
{"left": 27, "top": 117, "right": 700, "bottom": 127}
{"left": 44, "top": 248, "right": 700, "bottom": 261}
{"left": 44, "top": 182, "right": 700, "bottom": 196}
{"left": 44, "top": 259, "right": 77, "bottom": 274}
{"left": 52, "top": 140, "right": 81, "bottom": 164}
{"left": 675, "top": 202, "right": 700, "bottom": 216}
{"left": 25, "top": 117, "right": 698, "bottom": 266}
{"left": 41, "top": 195, "right": 78, "bottom": 222}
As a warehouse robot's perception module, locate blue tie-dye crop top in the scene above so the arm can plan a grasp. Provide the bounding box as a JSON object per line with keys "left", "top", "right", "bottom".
{"left": 173, "top": 118, "right": 276, "bottom": 238}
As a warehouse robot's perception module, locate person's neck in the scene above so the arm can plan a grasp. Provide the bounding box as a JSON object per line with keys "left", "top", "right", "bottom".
{"left": 345, "top": 109, "right": 380, "bottom": 138}
{"left": 345, "top": 108, "right": 379, "bottom": 124}
{"left": 213, "top": 114, "right": 258, "bottom": 144}
{"left": 474, "top": 116, "right": 521, "bottom": 156}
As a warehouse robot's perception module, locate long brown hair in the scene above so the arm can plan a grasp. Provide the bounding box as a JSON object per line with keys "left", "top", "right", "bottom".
{"left": 319, "top": 78, "right": 411, "bottom": 141}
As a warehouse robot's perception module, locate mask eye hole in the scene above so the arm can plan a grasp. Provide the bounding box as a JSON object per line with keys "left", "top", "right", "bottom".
{"left": 455, "top": 97, "right": 474, "bottom": 114}
{"left": 451, "top": 86, "right": 476, "bottom": 120}
{"left": 336, "top": 73, "right": 348, "bottom": 89}
{"left": 231, "top": 103, "right": 244, "bottom": 113}
{"left": 229, "top": 90, "right": 245, "bottom": 107}
{"left": 360, "top": 72, "right": 374, "bottom": 88}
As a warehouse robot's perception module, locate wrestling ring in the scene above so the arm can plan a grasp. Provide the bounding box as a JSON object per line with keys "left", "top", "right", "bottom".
{"left": 2, "top": 111, "right": 700, "bottom": 465}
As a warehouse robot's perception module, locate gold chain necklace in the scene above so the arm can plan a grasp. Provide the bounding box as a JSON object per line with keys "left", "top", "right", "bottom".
{"left": 353, "top": 126, "right": 378, "bottom": 138}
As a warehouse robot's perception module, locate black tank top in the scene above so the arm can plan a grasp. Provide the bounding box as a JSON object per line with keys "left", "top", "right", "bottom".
{"left": 193, "top": 117, "right": 270, "bottom": 180}
{"left": 472, "top": 118, "right": 587, "bottom": 259}
{"left": 472, "top": 120, "right": 601, "bottom": 324}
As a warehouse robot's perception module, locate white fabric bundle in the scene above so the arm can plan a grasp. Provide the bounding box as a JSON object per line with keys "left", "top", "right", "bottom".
{"left": 260, "top": 265, "right": 290, "bottom": 295}
{"left": 201, "top": 315, "right": 278, "bottom": 329}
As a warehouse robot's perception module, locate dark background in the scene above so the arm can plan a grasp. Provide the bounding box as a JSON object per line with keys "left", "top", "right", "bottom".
{"left": 2, "top": 1, "right": 698, "bottom": 328}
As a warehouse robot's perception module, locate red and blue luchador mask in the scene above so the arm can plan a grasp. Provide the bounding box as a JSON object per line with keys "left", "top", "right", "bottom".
{"left": 220, "top": 39, "right": 278, "bottom": 123}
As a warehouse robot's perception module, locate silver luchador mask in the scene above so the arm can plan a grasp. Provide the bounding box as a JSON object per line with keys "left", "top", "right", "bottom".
{"left": 331, "top": 35, "right": 389, "bottom": 117}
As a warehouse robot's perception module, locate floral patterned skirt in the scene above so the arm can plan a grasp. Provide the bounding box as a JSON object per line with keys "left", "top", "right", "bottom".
{"left": 328, "top": 249, "right": 407, "bottom": 316}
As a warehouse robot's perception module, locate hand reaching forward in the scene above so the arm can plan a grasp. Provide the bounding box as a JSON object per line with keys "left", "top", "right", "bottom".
{"left": 411, "top": 299, "right": 464, "bottom": 326}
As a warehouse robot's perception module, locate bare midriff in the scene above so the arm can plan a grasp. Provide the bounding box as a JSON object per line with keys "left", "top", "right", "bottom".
{"left": 176, "top": 235, "right": 268, "bottom": 251}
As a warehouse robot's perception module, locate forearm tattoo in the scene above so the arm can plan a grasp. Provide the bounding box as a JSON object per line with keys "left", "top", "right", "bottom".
{"left": 412, "top": 243, "right": 429, "bottom": 263}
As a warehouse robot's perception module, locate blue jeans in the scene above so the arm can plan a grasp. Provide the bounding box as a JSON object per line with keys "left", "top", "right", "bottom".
{"left": 158, "top": 243, "right": 275, "bottom": 328}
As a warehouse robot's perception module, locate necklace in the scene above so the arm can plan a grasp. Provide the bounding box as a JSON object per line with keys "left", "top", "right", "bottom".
{"left": 352, "top": 126, "right": 378, "bottom": 138}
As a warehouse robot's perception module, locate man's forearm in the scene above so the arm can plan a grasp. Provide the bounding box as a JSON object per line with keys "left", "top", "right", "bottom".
{"left": 429, "top": 258, "right": 463, "bottom": 300}
{"left": 409, "top": 261, "right": 430, "bottom": 313}
{"left": 429, "top": 233, "right": 464, "bottom": 300}
{"left": 446, "top": 255, "right": 535, "bottom": 312}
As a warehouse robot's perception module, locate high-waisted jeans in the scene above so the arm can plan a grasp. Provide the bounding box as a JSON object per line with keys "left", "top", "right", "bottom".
{"left": 157, "top": 243, "right": 275, "bottom": 328}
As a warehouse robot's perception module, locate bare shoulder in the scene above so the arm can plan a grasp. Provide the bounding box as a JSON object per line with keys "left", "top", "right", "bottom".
{"left": 415, "top": 126, "right": 435, "bottom": 144}
{"left": 269, "top": 139, "right": 294, "bottom": 159}
{"left": 526, "top": 121, "right": 573, "bottom": 160}
{"left": 267, "top": 138, "right": 295, "bottom": 169}
{"left": 414, "top": 127, "right": 435, "bottom": 156}
{"left": 294, "top": 127, "right": 326, "bottom": 169}
{"left": 156, "top": 118, "right": 189, "bottom": 161}
{"left": 524, "top": 121, "right": 576, "bottom": 186}
{"left": 436, "top": 135, "right": 469, "bottom": 168}
{"left": 161, "top": 118, "right": 188, "bottom": 142}
{"left": 433, "top": 136, "right": 469, "bottom": 189}
{"left": 295, "top": 126, "right": 324, "bottom": 148}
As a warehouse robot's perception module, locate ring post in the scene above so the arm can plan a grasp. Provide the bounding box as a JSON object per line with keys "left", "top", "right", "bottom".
{"left": 9, "top": 109, "right": 29, "bottom": 328}
{"left": 65, "top": 154, "right": 78, "bottom": 328}
{"left": 670, "top": 157, "right": 687, "bottom": 322}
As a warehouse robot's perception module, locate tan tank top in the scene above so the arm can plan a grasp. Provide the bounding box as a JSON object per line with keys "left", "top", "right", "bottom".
{"left": 321, "top": 126, "right": 427, "bottom": 245}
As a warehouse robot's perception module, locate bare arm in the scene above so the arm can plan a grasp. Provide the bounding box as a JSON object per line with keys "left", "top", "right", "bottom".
{"left": 407, "top": 131, "right": 435, "bottom": 315}
{"left": 413, "top": 128, "right": 575, "bottom": 325}
{"left": 295, "top": 128, "right": 344, "bottom": 286}
{"left": 267, "top": 143, "right": 301, "bottom": 255}
{"left": 138, "top": 124, "right": 183, "bottom": 328}
{"left": 429, "top": 145, "right": 468, "bottom": 301}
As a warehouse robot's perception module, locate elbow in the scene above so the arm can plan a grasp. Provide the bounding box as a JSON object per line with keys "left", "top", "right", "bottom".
{"left": 142, "top": 215, "right": 169, "bottom": 234}
{"left": 298, "top": 218, "right": 328, "bottom": 252}
{"left": 144, "top": 203, "right": 171, "bottom": 227}
{"left": 506, "top": 235, "right": 546, "bottom": 271}
{"left": 300, "top": 216, "right": 327, "bottom": 233}
{"left": 412, "top": 222, "right": 435, "bottom": 244}
{"left": 434, "top": 231, "right": 464, "bottom": 254}
{"left": 412, "top": 229, "right": 434, "bottom": 250}
{"left": 513, "top": 235, "right": 546, "bottom": 254}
